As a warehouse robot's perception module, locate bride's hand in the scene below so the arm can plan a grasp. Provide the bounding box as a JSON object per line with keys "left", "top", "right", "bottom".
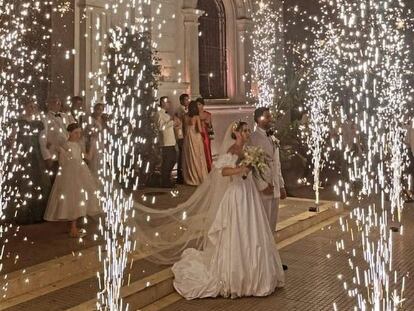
{"left": 240, "top": 165, "right": 251, "bottom": 176}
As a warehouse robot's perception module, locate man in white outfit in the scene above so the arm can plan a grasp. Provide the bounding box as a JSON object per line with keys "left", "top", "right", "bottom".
{"left": 155, "top": 96, "right": 178, "bottom": 188}
{"left": 40, "top": 97, "right": 70, "bottom": 183}
{"left": 249, "top": 107, "right": 287, "bottom": 231}
{"left": 249, "top": 107, "right": 287, "bottom": 270}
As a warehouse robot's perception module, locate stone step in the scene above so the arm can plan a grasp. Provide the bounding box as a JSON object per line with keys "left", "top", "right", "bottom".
{"left": 1, "top": 199, "right": 343, "bottom": 311}
{"left": 0, "top": 246, "right": 100, "bottom": 304}
{"left": 66, "top": 268, "right": 174, "bottom": 311}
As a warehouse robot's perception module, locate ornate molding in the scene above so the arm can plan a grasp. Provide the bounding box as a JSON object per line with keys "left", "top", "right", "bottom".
{"left": 78, "top": 0, "right": 108, "bottom": 9}
{"left": 182, "top": 8, "right": 204, "bottom": 23}
{"left": 182, "top": 0, "right": 198, "bottom": 10}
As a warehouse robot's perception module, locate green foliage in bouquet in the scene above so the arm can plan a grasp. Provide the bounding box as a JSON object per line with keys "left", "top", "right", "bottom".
{"left": 105, "top": 27, "right": 161, "bottom": 188}
{"left": 240, "top": 146, "right": 269, "bottom": 180}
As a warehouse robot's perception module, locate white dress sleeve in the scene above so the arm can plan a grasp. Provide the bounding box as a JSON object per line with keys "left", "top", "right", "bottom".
{"left": 215, "top": 153, "right": 237, "bottom": 169}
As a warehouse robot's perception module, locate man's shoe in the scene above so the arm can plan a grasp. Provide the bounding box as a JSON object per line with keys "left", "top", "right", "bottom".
{"left": 283, "top": 264, "right": 288, "bottom": 271}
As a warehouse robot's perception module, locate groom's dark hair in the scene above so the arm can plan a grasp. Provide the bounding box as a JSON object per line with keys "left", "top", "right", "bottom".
{"left": 254, "top": 107, "right": 270, "bottom": 123}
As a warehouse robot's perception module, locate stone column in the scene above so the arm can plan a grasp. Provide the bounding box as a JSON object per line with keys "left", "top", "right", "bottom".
{"left": 235, "top": 18, "right": 253, "bottom": 103}
{"left": 181, "top": 8, "right": 203, "bottom": 98}
{"left": 76, "top": 0, "right": 112, "bottom": 108}
{"left": 49, "top": 0, "right": 76, "bottom": 102}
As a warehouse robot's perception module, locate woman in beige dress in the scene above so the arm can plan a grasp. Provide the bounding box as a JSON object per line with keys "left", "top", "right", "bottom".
{"left": 182, "top": 101, "right": 208, "bottom": 185}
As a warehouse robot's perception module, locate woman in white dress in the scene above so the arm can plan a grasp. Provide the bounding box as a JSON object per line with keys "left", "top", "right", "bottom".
{"left": 44, "top": 123, "right": 101, "bottom": 237}
{"left": 171, "top": 121, "right": 285, "bottom": 299}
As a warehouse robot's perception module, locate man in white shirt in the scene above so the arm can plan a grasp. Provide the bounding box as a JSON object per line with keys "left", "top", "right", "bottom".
{"left": 249, "top": 107, "right": 287, "bottom": 230}
{"left": 155, "top": 96, "right": 178, "bottom": 188}
{"left": 40, "top": 97, "right": 70, "bottom": 183}
{"left": 67, "top": 96, "right": 86, "bottom": 126}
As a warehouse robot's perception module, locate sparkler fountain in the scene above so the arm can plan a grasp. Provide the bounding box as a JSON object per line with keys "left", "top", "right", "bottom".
{"left": 304, "top": 32, "right": 339, "bottom": 212}
{"left": 250, "top": 0, "right": 285, "bottom": 109}
{"left": 322, "top": 0, "right": 412, "bottom": 308}
{"left": 93, "top": 2, "right": 163, "bottom": 309}
{"left": 0, "top": 0, "right": 52, "bottom": 297}
{"left": 96, "top": 24, "right": 160, "bottom": 310}
{"left": 286, "top": 0, "right": 412, "bottom": 307}
{"left": 339, "top": 0, "right": 411, "bottom": 308}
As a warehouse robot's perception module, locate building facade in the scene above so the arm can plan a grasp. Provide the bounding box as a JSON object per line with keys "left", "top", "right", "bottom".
{"left": 49, "top": 0, "right": 284, "bottom": 153}
{"left": 50, "top": 0, "right": 283, "bottom": 104}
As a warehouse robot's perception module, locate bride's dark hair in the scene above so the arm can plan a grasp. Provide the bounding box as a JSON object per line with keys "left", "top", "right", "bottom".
{"left": 231, "top": 121, "right": 248, "bottom": 139}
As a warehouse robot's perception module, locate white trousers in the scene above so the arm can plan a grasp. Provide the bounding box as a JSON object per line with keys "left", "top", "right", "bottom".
{"left": 262, "top": 197, "right": 280, "bottom": 232}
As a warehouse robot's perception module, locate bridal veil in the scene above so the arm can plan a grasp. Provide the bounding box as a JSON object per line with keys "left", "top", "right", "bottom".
{"left": 132, "top": 122, "right": 237, "bottom": 264}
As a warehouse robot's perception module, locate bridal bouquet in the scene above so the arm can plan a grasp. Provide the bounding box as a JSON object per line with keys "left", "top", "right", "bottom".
{"left": 240, "top": 146, "right": 269, "bottom": 180}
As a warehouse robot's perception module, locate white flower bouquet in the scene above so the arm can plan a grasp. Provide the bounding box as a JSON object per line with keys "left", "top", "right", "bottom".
{"left": 239, "top": 146, "right": 269, "bottom": 180}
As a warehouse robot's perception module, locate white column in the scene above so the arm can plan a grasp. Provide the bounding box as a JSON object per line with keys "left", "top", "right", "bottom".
{"left": 76, "top": 0, "right": 112, "bottom": 109}
{"left": 182, "top": 8, "right": 203, "bottom": 98}
{"left": 49, "top": 0, "right": 76, "bottom": 101}
{"left": 235, "top": 18, "right": 253, "bottom": 103}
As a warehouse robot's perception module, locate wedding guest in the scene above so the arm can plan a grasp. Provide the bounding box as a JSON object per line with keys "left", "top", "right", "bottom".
{"left": 44, "top": 123, "right": 101, "bottom": 238}
{"left": 175, "top": 93, "right": 190, "bottom": 184}
{"left": 196, "top": 97, "right": 213, "bottom": 172}
{"left": 85, "top": 103, "right": 106, "bottom": 178}
{"left": 403, "top": 115, "right": 414, "bottom": 202}
{"left": 155, "top": 96, "right": 177, "bottom": 188}
{"left": 182, "top": 101, "right": 208, "bottom": 186}
{"left": 64, "top": 96, "right": 86, "bottom": 126}
{"left": 7, "top": 100, "right": 51, "bottom": 224}
{"left": 341, "top": 117, "right": 365, "bottom": 180}
{"left": 40, "top": 96, "right": 70, "bottom": 183}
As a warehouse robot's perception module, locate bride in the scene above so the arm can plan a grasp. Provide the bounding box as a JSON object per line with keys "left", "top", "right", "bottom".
{"left": 171, "top": 121, "right": 285, "bottom": 299}
{"left": 133, "top": 120, "right": 284, "bottom": 299}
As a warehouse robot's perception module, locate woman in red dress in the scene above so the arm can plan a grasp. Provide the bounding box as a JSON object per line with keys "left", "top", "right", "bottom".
{"left": 196, "top": 98, "right": 213, "bottom": 172}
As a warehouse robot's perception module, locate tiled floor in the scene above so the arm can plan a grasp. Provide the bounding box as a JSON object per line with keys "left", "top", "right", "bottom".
{"left": 162, "top": 203, "right": 414, "bottom": 311}
{"left": 1, "top": 184, "right": 196, "bottom": 274}
{"left": 1, "top": 183, "right": 323, "bottom": 274}
{"left": 0, "top": 187, "right": 340, "bottom": 311}
{"left": 3, "top": 257, "right": 163, "bottom": 311}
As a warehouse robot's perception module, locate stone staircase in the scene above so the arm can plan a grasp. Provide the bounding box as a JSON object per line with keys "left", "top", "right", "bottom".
{"left": 0, "top": 198, "right": 345, "bottom": 311}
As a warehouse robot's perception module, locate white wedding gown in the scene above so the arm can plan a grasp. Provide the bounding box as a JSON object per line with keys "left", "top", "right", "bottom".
{"left": 172, "top": 153, "right": 285, "bottom": 299}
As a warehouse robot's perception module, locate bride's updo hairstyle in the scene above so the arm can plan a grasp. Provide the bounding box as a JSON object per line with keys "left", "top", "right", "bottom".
{"left": 231, "top": 121, "right": 248, "bottom": 139}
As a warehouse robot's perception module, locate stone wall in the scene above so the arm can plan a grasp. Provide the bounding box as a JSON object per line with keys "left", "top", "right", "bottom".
{"left": 48, "top": 0, "right": 285, "bottom": 108}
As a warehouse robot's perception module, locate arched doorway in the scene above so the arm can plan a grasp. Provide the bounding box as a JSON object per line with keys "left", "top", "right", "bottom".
{"left": 197, "top": 0, "right": 227, "bottom": 99}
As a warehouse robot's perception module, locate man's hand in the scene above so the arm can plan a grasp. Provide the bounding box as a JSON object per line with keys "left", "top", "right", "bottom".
{"left": 280, "top": 187, "right": 287, "bottom": 200}
{"left": 262, "top": 184, "right": 274, "bottom": 196}
{"left": 173, "top": 116, "right": 181, "bottom": 127}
